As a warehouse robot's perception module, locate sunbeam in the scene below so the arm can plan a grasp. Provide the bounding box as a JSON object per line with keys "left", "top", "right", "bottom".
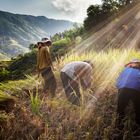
{"left": 57, "top": 1, "right": 140, "bottom": 120}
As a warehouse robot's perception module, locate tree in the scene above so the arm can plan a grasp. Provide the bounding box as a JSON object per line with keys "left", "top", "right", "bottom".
{"left": 102, "top": 0, "right": 119, "bottom": 16}
{"left": 84, "top": 5, "right": 102, "bottom": 31}
{"left": 118, "top": 0, "right": 134, "bottom": 6}
{"left": 29, "top": 43, "right": 35, "bottom": 50}
{"left": 84, "top": 0, "right": 136, "bottom": 31}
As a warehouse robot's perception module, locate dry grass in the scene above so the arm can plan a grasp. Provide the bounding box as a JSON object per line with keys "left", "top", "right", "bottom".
{"left": 1, "top": 49, "right": 140, "bottom": 140}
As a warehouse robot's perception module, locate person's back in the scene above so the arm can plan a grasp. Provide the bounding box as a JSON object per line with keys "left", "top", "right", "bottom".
{"left": 37, "top": 46, "right": 52, "bottom": 71}
{"left": 61, "top": 61, "right": 92, "bottom": 80}
{"left": 116, "top": 60, "right": 140, "bottom": 126}
{"left": 36, "top": 38, "right": 56, "bottom": 97}
{"left": 117, "top": 67, "right": 140, "bottom": 91}
{"left": 60, "top": 61, "right": 93, "bottom": 105}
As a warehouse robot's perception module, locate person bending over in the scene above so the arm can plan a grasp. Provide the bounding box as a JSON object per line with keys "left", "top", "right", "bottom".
{"left": 60, "top": 61, "right": 93, "bottom": 106}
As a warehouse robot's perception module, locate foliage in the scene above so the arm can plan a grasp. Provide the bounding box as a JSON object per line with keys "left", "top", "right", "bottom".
{"left": 0, "top": 49, "right": 140, "bottom": 139}
{"left": 0, "top": 10, "right": 74, "bottom": 57}
{"left": 118, "top": 0, "right": 136, "bottom": 6}
{"left": 7, "top": 50, "right": 37, "bottom": 79}
{"left": 29, "top": 43, "right": 35, "bottom": 50}
{"left": 84, "top": 5, "right": 103, "bottom": 31}
{"left": 50, "top": 24, "right": 84, "bottom": 59}
{"left": 51, "top": 24, "right": 84, "bottom": 42}
{"left": 51, "top": 38, "right": 71, "bottom": 58}
{"left": 0, "top": 24, "right": 84, "bottom": 81}
{"left": 30, "top": 88, "right": 43, "bottom": 115}
{"left": 0, "top": 69, "right": 10, "bottom": 81}
{"left": 0, "top": 52, "right": 9, "bottom": 61}
{"left": 84, "top": 0, "right": 136, "bottom": 31}
{"left": 0, "top": 90, "right": 15, "bottom": 102}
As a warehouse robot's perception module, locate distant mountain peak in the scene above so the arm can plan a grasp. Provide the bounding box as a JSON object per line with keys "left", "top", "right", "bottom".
{"left": 0, "top": 10, "right": 74, "bottom": 57}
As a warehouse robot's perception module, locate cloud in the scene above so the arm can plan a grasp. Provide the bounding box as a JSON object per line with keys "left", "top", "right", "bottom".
{"left": 52, "top": 0, "right": 78, "bottom": 13}
{"left": 51, "top": 0, "right": 101, "bottom": 22}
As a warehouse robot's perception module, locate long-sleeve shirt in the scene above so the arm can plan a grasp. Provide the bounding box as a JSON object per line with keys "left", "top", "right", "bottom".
{"left": 116, "top": 67, "right": 140, "bottom": 91}
{"left": 37, "top": 46, "right": 52, "bottom": 71}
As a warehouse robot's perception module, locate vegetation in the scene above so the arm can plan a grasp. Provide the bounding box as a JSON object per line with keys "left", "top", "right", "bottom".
{"left": 0, "top": 1, "right": 140, "bottom": 139}
{"left": 0, "top": 69, "right": 10, "bottom": 81}
{"left": 51, "top": 38, "right": 71, "bottom": 59}
{"left": 84, "top": 0, "right": 137, "bottom": 31}
{"left": 0, "top": 10, "right": 74, "bottom": 57}
{"left": 0, "top": 52, "right": 9, "bottom": 61}
{"left": 30, "top": 87, "right": 44, "bottom": 115}
{"left": 51, "top": 24, "right": 84, "bottom": 42}
{"left": 0, "top": 28, "right": 82, "bottom": 82}
{"left": 0, "top": 49, "right": 140, "bottom": 139}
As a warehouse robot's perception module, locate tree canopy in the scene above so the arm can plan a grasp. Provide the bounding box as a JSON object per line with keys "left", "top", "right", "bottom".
{"left": 84, "top": 0, "right": 136, "bottom": 31}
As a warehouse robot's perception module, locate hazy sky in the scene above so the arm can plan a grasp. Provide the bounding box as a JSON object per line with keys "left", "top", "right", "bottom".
{"left": 0, "top": 0, "right": 102, "bottom": 22}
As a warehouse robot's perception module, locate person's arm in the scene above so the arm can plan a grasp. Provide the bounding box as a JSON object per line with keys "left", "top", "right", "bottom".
{"left": 81, "top": 73, "right": 92, "bottom": 90}
{"left": 81, "top": 79, "right": 89, "bottom": 90}
{"left": 83, "top": 65, "right": 92, "bottom": 89}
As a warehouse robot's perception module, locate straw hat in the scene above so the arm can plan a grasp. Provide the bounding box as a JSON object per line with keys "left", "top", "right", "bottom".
{"left": 125, "top": 58, "right": 140, "bottom": 67}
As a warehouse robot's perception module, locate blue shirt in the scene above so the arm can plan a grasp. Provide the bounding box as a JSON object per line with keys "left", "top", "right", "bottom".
{"left": 116, "top": 67, "right": 140, "bottom": 91}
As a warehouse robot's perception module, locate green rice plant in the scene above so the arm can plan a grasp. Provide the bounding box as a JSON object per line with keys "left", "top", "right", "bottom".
{"left": 0, "top": 74, "right": 41, "bottom": 97}
{"left": 0, "top": 90, "right": 15, "bottom": 102}
{"left": 30, "top": 87, "right": 43, "bottom": 115}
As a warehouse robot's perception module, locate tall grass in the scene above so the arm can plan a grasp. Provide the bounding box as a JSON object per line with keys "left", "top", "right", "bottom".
{"left": 58, "top": 49, "right": 140, "bottom": 92}
{"left": 0, "top": 90, "right": 15, "bottom": 102}
{"left": 56, "top": 48, "right": 140, "bottom": 124}
{"left": 30, "top": 88, "right": 43, "bottom": 115}
{"left": 1, "top": 49, "right": 140, "bottom": 139}
{"left": 0, "top": 75, "right": 41, "bottom": 96}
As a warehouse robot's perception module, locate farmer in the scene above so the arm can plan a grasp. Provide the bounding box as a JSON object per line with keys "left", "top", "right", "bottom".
{"left": 60, "top": 61, "right": 93, "bottom": 106}
{"left": 116, "top": 59, "right": 140, "bottom": 125}
{"left": 37, "top": 38, "right": 56, "bottom": 98}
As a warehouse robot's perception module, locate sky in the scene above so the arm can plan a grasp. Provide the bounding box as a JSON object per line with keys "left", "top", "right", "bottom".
{"left": 0, "top": 0, "right": 102, "bottom": 23}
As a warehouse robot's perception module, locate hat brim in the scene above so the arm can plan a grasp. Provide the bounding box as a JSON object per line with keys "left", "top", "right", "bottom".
{"left": 41, "top": 40, "right": 51, "bottom": 43}
{"left": 125, "top": 61, "right": 140, "bottom": 66}
{"left": 37, "top": 42, "right": 43, "bottom": 44}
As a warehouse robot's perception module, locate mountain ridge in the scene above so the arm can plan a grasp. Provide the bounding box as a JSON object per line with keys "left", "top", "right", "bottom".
{"left": 0, "top": 10, "right": 74, "bottom": 57}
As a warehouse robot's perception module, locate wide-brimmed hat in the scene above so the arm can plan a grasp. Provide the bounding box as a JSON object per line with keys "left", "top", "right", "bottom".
{"left": 37, "top": 37, "right": 52, "bottom": 46}
{"left": 41, "top": 37, "right": 52, "bottom": 44}
{"left": 37, "top": 41, "right": 43, "bottom": 45}
{"left": 125, "top": 58, "right": 140, "bottom": 66}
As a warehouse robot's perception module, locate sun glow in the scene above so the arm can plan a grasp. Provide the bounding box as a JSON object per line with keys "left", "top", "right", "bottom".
{"left": 58, "top": 2, "right": 140, "bottom": 120}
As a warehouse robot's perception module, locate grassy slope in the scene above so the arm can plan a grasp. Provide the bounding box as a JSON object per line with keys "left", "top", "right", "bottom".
{"left": 0, "top": 53, "right": 9, "bottom": 61}
{"left": 0, "top": 49, "right": 140, "bottom": 139}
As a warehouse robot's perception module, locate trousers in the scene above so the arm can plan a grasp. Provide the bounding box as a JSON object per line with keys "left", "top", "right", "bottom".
{"left": 41, "top": 67, "right": 57, "bottom": 97}
{"left": 60, "top": 72, "right": 80, "bottom": 105}
{"left": 117, "top": 88, "right": 140, "bottom": 125}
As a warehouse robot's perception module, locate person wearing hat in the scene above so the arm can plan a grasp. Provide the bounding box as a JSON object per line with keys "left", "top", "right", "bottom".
{"left": 37, "top": 38, "right": 56, "bottom": 98}
{"left": 116, "top": 59, "right": 140, "bottom": 125}
{"left": 60, "top": 61, "right": 93, "bottom": 106}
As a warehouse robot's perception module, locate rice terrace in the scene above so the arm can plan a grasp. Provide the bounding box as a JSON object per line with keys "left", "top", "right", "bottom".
{"left": 0, "top": 0, "right": 140, "bottom": 140}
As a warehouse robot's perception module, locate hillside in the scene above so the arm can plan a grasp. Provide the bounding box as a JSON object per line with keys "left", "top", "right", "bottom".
{"left": 1, "top": 49, "right": 140, "bottom": 139}
{"left": 0, "top": 10, "right": 74, "bottom": 57}
{"left": 0, "top": 52, "right": 9, "bottom": 61}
